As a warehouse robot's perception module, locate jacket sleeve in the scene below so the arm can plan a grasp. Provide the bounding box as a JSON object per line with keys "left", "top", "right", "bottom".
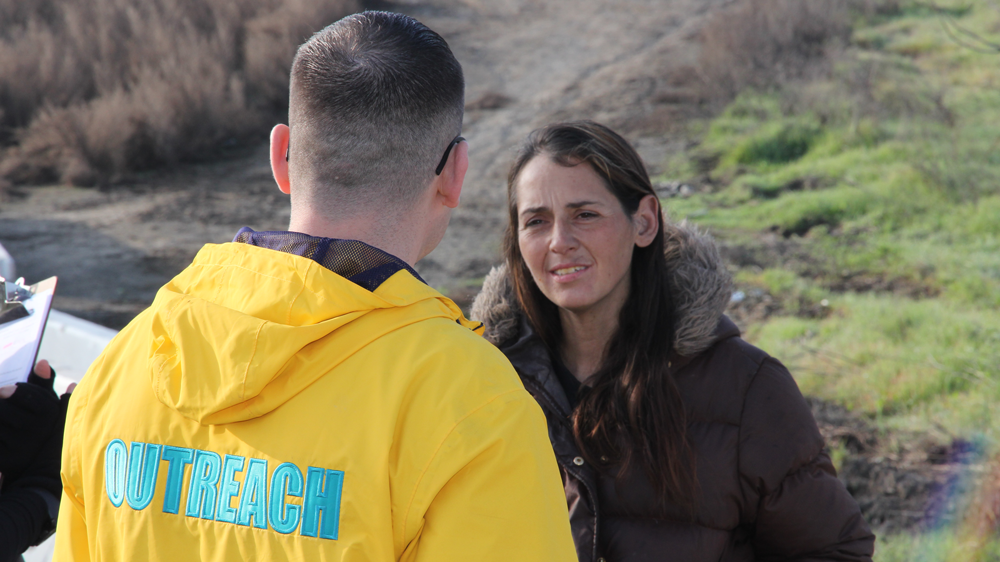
{"left": 0, "top": 377, "right": 65, "bottom": 559}
{"left": 53, "top": 382, "right": 91, "bottom": 562}
{"left": 0, "top": 487, "right": 49, "bottom": 560}
{"left": 401, "top": 390, "right": 577, "bottom": 562}
{"left": 738, "top": 358, "right": 875, "bottom": 562}
{"left": 53, "top": 488, "right": 89, "bottom": 561}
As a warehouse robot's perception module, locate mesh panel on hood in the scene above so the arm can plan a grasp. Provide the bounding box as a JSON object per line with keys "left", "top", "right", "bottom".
{"left": 234, "top": 227, "right": 426, "bottom": 292}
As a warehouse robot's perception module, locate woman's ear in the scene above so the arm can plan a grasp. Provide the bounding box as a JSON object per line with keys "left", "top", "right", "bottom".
{"left": 633, "top": 194, "right": 661, "bottom": 248}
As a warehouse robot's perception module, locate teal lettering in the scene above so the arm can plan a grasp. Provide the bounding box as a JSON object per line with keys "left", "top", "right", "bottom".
{"left": 268, "top": 462, "right": 303, "bottom": 534}
{"left": 161, "top": 446, "right": 194, "bottom": 514}
{"left": 186, "top": 450, "right": 222, "bottom": 520}
{"left": 102, "top": 440, "right": 341, "bottom": 540}
{"left": 104, "top": 439, "right": 128, "bottom": 507}
{"left": 216, "top": 455, "right": 245, "bottom": 524}
{"left": 126, "top": 442, "right": 161, "bottom": 511}
{"left": 300, "top": 467, "right": 344, "bottom": 540}
{"left": 237, "top": 458, "right": 269, "bottom": 529}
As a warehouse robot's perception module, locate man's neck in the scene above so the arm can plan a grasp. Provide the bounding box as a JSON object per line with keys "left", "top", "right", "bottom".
{"left": 288, "top": 212, "right": 424, "bottom": 266}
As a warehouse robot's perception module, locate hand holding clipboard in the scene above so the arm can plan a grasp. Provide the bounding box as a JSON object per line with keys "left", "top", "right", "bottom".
{"left": 0, "top": 278, "right": 68, "bottom": 549}
{"left": 0, "top": 276, "right": 57, "bottom": 387}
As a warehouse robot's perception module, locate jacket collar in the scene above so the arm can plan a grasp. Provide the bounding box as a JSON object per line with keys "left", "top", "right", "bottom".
{"left": 505, "top": 311, "right": 741, "bottom": 417}
{"left": 234, "top": 227, "right": 426, "bottom": 292}
{"left": 503, "top": 315, "right": 575, "bottom": 417}
{"left": 668, "top": 314, "right": 741, "bottom": 374}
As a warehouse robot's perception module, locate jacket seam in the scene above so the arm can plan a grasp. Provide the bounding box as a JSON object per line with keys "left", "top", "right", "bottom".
{"left": 521, "top": 376, "right": 571, "bottom": 427}
{"left": 600, "top": 513, "right": 733, "bottom": 532}
{"left": 757, "top": 451, "right": 827, "bottom": 504}
{"left": 241, "top": 321, "right": 267, "bottom": 401}
{"left": 155, "top": 303, "right": 179, "bottom": 404}
{"left": 735, "top": 356, "right": 766, "bottom": 525}
{"left": 687, "top": 417, "right": 740, "bottom": 429}
{"left": 520, "top": 377, "right": 602, "bottom": 560}
{"left": 561, "top": 463, "right": 601, "bottom": 561}
{"left": 64, "top": 358, "right": 95, "bottom": 518}
{"left": 675, "top": 329, "right": 739, "bottom": 368}
{"left": 285, "top": 261, "right": 311, "bottom": 325}
{"left": 189, "top": 262, "right": 291, "bottom": 285}
{"left": 727, "top": 338, "right": 769, "bottom": 366}
{"left": 400, "top": 388, "right": 525, "bottom": 545}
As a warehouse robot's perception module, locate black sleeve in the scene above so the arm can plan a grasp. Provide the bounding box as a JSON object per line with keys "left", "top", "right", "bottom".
{"left": 0, "top": 365, "right": 68, "bottom": 559}
{"left": 0, "top": 486, "right": 48, "bottom": 561}
{"left": 0, "top": 382, "right": 60, "bottom": 480}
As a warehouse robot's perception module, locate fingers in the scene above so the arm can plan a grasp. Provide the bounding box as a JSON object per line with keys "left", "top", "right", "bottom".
{"left": 28, "top": 360, "right": 56, "bottom": 392}
{"left": 33, "top": 359, "right": 52, "bottom": 379}
{"left": 0, "top": 385, "right": 14, "bottom": 399}
{"left": 66, "top": 383, "right": 77, "bottom": 394}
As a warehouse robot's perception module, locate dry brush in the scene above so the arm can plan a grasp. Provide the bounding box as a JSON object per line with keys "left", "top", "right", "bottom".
{"left": 0, "top": 0, "right": 358, "bottom": 187}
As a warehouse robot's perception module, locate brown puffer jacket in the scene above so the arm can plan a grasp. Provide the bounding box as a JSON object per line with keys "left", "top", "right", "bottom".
{"left": 471, "top": 222, "right": 875, "bottom": 562}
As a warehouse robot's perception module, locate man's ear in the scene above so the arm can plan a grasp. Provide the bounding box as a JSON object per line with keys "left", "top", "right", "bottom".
{"left": 270, "top": 124, "right": 291, "bottom": 195}
{"left": 634, "top": 194, "right": 661, "bottom": 248}
{"left": 438, "top": 139, "right": 468, "bottom": 209}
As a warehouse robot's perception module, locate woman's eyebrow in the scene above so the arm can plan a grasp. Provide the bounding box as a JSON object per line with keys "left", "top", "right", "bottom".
{"left": 520, "top": 205, "right": 549, "bottom": 217}
{"left": 520, "top": 200, "right": 600, "bottom": 217}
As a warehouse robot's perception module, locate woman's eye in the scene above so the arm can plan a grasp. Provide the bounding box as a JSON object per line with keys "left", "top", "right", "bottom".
{"left": 577, "top": 211, "right": 598, "bottom": 219}
{"left": 523, "top": 218, "right": 544, "bottom": 228}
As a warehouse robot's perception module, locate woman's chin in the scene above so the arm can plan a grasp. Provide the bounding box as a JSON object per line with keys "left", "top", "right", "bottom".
{"left": 544, "top": 289, "right": 601, "bottom": 315}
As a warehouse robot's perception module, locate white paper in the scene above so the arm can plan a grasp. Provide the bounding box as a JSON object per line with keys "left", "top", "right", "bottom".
{"left": 0, "top": 278, "right": 56, "bottom": 387}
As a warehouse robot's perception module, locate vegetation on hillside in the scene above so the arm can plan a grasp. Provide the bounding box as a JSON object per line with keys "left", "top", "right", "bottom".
{"left": 0, "top": 0, "right": 357, "bottom": 187}
{"left": 671, "top": 1, "right": 1000, "bottom": 558}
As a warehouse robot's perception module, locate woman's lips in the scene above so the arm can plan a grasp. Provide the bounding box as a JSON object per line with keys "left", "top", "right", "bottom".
{"left": 550, "top": 265, "right": 590, "bottom": 282}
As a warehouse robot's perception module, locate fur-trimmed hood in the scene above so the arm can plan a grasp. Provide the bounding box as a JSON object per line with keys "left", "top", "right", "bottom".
{"left": 470, "top": 221, "right": 733, "bottom": 358}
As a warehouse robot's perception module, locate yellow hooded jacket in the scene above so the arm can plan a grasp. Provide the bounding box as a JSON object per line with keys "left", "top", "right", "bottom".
{"left": 55, "top": 236, "right": 576, "bottom": 562}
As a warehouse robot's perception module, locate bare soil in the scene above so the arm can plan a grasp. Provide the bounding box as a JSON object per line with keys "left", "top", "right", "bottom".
{"left": 809, "top": 398, "right": 997, "bottom": 536}
{"left": 0, "top": 0, "right": 722, "bottom": 326}
{"left": 0, "top": 0, "right": 961, "bottom": 537}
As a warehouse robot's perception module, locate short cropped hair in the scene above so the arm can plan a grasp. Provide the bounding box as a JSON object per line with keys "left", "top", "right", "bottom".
{"left": 287, "top": 11, "right": 465, "bottom": 216}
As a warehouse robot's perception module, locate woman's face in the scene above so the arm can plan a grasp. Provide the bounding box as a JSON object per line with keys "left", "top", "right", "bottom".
{"left": 515, "top": 155, "right": 658, "bottom": 317}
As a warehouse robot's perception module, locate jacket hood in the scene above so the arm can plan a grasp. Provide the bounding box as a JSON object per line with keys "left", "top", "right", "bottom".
{"left": 471, "top": 221, "right": 733, "bottom": 358}
{"left": 146, "top": 242, "right": 476, "bottom": 425}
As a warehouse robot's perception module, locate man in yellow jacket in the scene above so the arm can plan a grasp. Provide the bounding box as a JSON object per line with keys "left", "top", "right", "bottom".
{"left": 54, "top": 11, "right": 576, "bottom": 562}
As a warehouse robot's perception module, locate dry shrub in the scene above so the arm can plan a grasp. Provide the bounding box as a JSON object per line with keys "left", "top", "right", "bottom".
{"left": 695, "top": 0, "right": 952, "bottom": 132}
{"left": 697, "top": 0, "right": 854, "bottom": 106}
{"left": 0, "top": 0, "right": 358, "bottom": 186}
{"left": 786, "top": 50, "right": 955, "bottom": 129}
{"left": 244, "top": 0, "right": 357, "bottom": 114}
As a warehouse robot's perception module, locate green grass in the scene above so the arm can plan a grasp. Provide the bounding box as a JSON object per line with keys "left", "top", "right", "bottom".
{"left": 674, "top": 0, "right": 1000, "bottom": 423}
{"left": 749, "top": 293, "right": 1000, "bottom": 437}
{"left": 660, "top": 1, "right": 1000, "bottom": 556}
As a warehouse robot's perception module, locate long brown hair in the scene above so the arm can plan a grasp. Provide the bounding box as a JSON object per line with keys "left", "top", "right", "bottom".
{"left": 502, "top": 121, "right": 697, "bottom": 508}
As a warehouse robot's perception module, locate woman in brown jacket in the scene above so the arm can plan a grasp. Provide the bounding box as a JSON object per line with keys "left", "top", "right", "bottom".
{"left": 471, "top": 121, "right": 875, "bottom": 562}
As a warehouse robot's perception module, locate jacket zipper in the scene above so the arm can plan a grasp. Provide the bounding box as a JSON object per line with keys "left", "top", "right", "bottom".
{"left": 521, "top": 377, "right": 601, "bottom": 562}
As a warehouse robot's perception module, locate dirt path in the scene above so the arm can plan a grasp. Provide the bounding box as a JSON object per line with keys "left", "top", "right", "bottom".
{"left": 416, "top": 0, "right": 722, "bottom": 292}
{"left": 0, "top": 0, "right": 724, "bottom": 328}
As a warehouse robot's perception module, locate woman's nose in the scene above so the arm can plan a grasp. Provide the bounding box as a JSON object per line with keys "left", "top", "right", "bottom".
{"left": 548, "top": 219, "right": 578, "bottom": 253}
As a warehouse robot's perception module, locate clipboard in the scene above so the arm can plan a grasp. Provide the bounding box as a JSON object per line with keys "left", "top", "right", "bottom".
{"left": 0, "top": 276, "right": 57, "bottom": 387}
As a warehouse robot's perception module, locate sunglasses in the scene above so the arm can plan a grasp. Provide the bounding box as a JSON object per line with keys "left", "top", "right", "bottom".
{"left": 286, "top": 135, "right": 466, "bottom": 175}
{"left": 435, "top": 135, "right": 465, "bottom": 175}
